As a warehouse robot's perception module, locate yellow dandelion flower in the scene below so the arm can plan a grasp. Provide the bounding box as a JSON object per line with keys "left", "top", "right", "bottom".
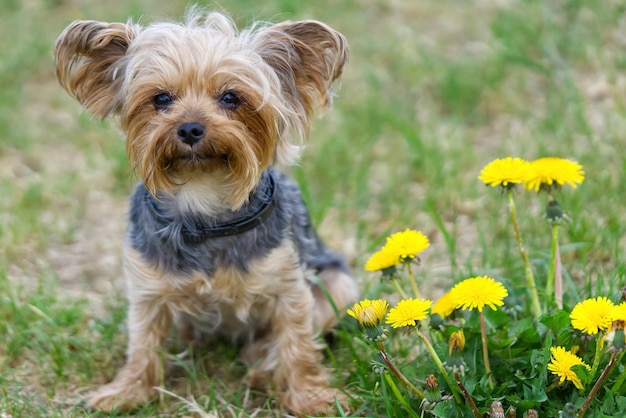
{"left": 385, "top": 298, "right": 432, "bottom": 328}
{"left": 524, "top": 157, "right": 585, "bottom": 192}
{"left": 478, "top": 157, "right": 532, "bottom": 188}
{"left": 547, "top": 346, "right": 590, "bottom": 390}
{"left": 347, "top": 299, "right": 389, "bottom": 327}
{"left": 570, "top": 296, "right": 614, "bottom": 335}
{"left": 384, "top": 229, "right": 430, "bottom": 261}
{"left": 431, "top": 291, "right": 457, "bottom": 318}
{"left": 609, "top": 303, "right": 626, "bottom": 350}
{"left": 365, "top": 229, "right": 430, "bottom": 272}
{"left": 449, "top": 276, "right": 508, "bottom": 312}
{"left": 364, "top": 246, "right": 400, "bottom": 272}
{"left": 612, "top": 302, "right": 626, "bottom": 322}
{"left": 610, "top": 302, "right": 626, "bottom": 333}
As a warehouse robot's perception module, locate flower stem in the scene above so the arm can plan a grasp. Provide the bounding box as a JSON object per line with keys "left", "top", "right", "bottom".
{"left": 454, "top": 372, "right": 482, "bottom": 418}
{"left": 507, "top": 190, "right": 542, "bottom": 320}
{"left": 545, "top": 379, "right": 561, "bottom": 393}
{"left": 376, "top": 341, "right": 425, "bottom": 399}
{"left": 407, "top": 262, "right": 421, "bottom": 299}
{"left": 610, "top": 350, "right": 626, "bottom": 394}
{"left": 547, "top": 223, "right": 561, "bottom": 308}
{"left": 555, "top": 242, "right": 563, "bottom": 310}
{"left": 391, "top": 278, "right": 408, "bottom": 299}
{"left": 416, "top": 330, "right": 463, "bottom": 404}
{"left": 480, "top": 311, "right": 495, "bottom": 390}
{"left": 578, "top": 351, "right": 619, "bottom": 418}
{"left": 589, "top": 336, "right": 605, "bottom": 380}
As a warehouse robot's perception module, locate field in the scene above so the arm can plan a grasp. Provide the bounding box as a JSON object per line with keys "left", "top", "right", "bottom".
{"left": 2, "top": 0, "right": 626, "bottom": 416}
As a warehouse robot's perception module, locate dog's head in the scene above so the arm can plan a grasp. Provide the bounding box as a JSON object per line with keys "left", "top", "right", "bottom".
{"left": 54, "top": 9, "right": 347, "bottom": 209}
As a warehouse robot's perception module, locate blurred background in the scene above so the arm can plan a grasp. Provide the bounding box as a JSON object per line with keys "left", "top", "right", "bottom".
{"left": 2, "top": 0, "right": 626, "bottom": 415}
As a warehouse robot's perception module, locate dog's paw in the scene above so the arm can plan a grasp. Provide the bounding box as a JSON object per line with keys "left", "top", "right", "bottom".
{"left": 245, "top": 368, "right": 272, "bottom": 389}
{"left": 87, "top": 379, "right": 153, "bottom": 412}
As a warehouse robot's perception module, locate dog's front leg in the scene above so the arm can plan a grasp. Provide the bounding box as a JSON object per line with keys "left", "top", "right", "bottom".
{"left": 88, "top": 245, "right": 174, "bottom": 411}
{"left": 266, "top": 279, "right": 345, "bottom": 415}
{"left": 88, "top": 293, "right": 172, "bottom": 411}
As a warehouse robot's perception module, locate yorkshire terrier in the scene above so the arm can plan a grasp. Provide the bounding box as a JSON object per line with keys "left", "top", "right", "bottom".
{"left": 54, "top": 7, "right": 359, "bottom": 415}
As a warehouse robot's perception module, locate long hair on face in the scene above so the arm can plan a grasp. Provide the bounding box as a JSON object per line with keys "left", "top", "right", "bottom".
{"left": 54, "top": 8, "right": 348, "bottom": 208}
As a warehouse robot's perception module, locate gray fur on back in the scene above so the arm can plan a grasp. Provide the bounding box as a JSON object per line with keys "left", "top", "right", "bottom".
{"left": 127, "top": 169, "right": 349, "bottom": 277}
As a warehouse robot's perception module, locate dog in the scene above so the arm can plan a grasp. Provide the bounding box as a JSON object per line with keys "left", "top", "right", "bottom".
{"left": 54, "top": 7, "right": 359, "bottom": 415}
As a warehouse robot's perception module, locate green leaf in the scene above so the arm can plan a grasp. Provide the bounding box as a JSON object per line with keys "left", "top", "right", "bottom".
{"left": 540, "top": 310, "right": 571, "bottom": 331}
{"left": 505, "top": 394, "right": 538, "bottom": 410}
{"left": 484, "top": 308, "right": 511, "bottom": 330}
{"left": 507, "top": 317, "right": 542, "bottom": 346}
{"left": 382, "top": 373, "right": 419, "bottom": 418}
{"left": 601, "top": 388, "right": 616, "bottom": 415}
{"left": 523, "top": 381, "right": 547, "bottom": 402}
{"left": 540, "top": 310, "right": 574, "bottom": 346}
{"left": 489, "top": 328, "right": 517, "bottom": 349}
{"left": 616, "top": 396, "right": 626, "bottom": 411}
{"left": 431, "top": 399, "right": 466, "bottom": 418}
{"left": 572, "top": 364, "right": 591, "bottom": 388}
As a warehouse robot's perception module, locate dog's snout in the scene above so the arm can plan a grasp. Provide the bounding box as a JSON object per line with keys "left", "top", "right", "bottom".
{"left": 177, "top": 122, "right": 205, "bottom": 146}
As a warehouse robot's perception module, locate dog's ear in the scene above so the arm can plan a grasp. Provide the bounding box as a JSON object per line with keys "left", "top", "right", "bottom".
{"left": 256, "top": 20, "right": 347, "bottom": 166}
{"left": 54, "top": 20, "right": 138, "bottom": 118}
{"left": 258, "top": 20, "right": 348, "bottom": 116}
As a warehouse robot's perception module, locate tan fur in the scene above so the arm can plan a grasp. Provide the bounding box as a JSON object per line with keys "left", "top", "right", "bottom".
{"left": 312, "top": 269, "right": 361, "bottom": 332}
{"left": 54, "top": 20, "right": 138, "bottom": 118}
{"left": 88, "top": 242, "right": 351, "bottom": 415}
{"left": 54, "top": 11, "right": 348, "bottom": 210}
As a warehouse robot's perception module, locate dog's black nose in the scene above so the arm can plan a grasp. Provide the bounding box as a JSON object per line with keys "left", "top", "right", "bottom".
{"left": 177, "top": 122, "right": 205, "bottom": 146}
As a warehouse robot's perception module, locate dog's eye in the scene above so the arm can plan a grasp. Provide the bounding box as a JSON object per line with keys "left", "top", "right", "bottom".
{"left": 219, "top": 91, "right": 241, "bottom": 109}
{"left": 152, "top": 92, "right": 174, "bottom": 110}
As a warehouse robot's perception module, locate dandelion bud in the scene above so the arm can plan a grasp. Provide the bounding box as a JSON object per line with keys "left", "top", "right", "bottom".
{"left": 609, "top": 302, "right": 626, "bottom": 351}
{"left": 426, "top": 374, "right": 438, "bottom": 389}
{"left": 444, "top": 330, "right": 467, "bottom": 376}
{"left": 489, "top": 400, "right": 505, "bottom": 418}
{"left": 526, "top": 409, "right": 538, "bottom": 418}
{"left": 608, "top": 328, "right": 626, "bottom": 352}
{"left": 561, "top": 403, "right": 578, "bottom": 418}
{"left": 546, "top": 199, "right": 564, "bottom": 223}
{"left": 616, "top": 329, "right": 626, "bottom": 351}
{"left": 448, "top": 330, "right": 466, "bottom": 354}
{"left": 424, "top": 374, "right": 442, "bottom": 403}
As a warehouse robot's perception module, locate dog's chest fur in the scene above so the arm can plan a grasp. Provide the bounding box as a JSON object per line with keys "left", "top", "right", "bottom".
{"left": 124, "top": 239, "right": 299, "bottom": 338}
{"left": 128, "top": 170, "right": 286, "bottom": 277}
{"left": 124, "top": 169, "right": 348, "bottom": 336}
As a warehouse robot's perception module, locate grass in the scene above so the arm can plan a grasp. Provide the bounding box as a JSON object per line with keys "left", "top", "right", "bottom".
{"left": 2, "top": 0, "right": 626, "bottom": 416}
